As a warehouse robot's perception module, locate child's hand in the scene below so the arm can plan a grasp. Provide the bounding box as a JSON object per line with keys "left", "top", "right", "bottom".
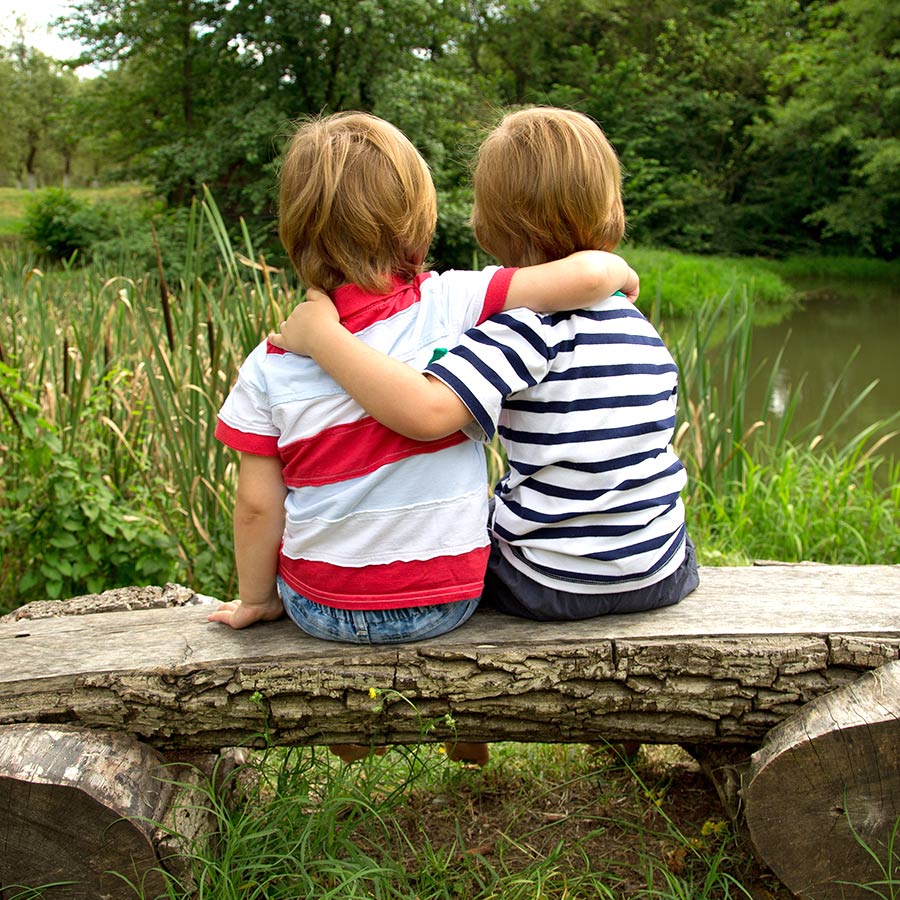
{"left": 623, "top": 266, "right": 640, "bottom": 304}
{"left": 269, "top": 287, "right": 341, "bottom": 356}
{"left": 207, "top": 596, "right": 284, "bottom": 630}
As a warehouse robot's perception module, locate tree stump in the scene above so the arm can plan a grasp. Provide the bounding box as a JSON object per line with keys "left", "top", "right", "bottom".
{"left": 0, "top": 724, "right": 212, "bottom": 899}
{"left": 744, "top": 659, "right": 900, "bottom": 899}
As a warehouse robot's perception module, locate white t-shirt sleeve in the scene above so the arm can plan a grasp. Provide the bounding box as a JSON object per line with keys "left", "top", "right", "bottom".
{"left": 215, "top": 341, "right": 281, "bottom": 455}
{"left": 426, "top": 309, "right": 551, "bottom": 441}
{"left": 424, "top": 266, "right": 517, "bottom": 337}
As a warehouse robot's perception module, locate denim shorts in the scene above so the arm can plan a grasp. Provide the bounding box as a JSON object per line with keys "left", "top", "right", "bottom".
{"left": 277, "top": 576, "right": 479, "bottom": 644}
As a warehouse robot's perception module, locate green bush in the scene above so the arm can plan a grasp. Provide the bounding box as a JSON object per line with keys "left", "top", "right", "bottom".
{"left": 20, "top": 188, "right": 110, "bottom": 262}
{"left": 18, "top": 188, "right": 199, "bottom": 282}
{"left": 0, "top": 362, "right": 177, "bottom": 609}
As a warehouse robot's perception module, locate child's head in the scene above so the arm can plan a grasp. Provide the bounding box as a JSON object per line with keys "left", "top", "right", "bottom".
{"left": 279, "top": 112, "right": 437, "bottom": 293}
{"left": 471, "top": 107, "right": 625, "bottom": 267}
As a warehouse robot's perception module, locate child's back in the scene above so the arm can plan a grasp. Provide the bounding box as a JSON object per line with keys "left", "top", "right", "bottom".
{"left": 217, "top": 267, "right": 510, "bottom": 611}
{"left": 215, "top": 112, "right": 519, "bottom": 640}
{"left": 426, "top": 107, "right": 698, "bottom": 619}
{"left": 428, "top": 290, "right": 694, "bottom": 620}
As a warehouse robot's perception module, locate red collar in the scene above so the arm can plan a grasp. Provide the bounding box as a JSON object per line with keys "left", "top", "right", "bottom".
{"left": 332, "top": 273, "right": 431, "bottom": 334}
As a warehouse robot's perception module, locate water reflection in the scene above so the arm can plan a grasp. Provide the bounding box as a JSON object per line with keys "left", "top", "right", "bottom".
{"left": 747, "top": 279, "right": 899, "bottom": 451}
{"left": 767, "top": 369, "right": 789, "bottom": 419}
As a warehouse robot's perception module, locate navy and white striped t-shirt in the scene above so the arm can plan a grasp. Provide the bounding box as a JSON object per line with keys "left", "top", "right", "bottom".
{"left": 426, "top": 293, "right": 688, "bottom": 594}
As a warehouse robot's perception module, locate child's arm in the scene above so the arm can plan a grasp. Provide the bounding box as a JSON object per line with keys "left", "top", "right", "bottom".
{"left": 271, "top": 292, "right": 472, "bottom": 440}
{"left": 267, "top": 250, "right": 639, "bottom": 441}
{"left": 501, "top": 250, "right": 639, "bottom": 312}
{"left": 208, "top": 453, "right": 287, "bottom": 629}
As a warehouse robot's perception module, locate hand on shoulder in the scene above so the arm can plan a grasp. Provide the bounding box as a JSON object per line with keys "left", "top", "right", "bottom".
{"left": 268, "top": 287, "right": 342, "bottom": 356}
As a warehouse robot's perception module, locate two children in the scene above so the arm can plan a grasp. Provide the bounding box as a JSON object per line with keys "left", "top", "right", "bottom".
{"left": 271, "top": 108, "right": 699, "bottom": 624}
{"left": 209, "top": 111, "right": 639, "bottom": 643}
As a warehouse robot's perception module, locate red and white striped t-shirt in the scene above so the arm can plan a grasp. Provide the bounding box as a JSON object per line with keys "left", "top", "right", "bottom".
{"left": 216, "top": 267, "right": 515, "bottom": 610}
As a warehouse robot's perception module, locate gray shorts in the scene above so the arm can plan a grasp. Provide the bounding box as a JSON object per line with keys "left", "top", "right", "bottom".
{"left": 483, "top": 534, "right": 699, "bottom": 622}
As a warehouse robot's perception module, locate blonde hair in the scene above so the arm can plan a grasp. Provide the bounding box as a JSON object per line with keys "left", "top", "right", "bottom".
{"left": 278, "top": 112, "right": 437, "bottom": 293}
{"left": 471, "top": 107, "right": 625, "bottom": 267}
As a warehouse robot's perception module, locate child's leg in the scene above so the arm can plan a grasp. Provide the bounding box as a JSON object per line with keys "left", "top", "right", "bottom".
{"left": 445, "top": 741, "right": 490, "bottom": 766}
{"left": 329, "top": 744, "right": 388, "bottom": 763}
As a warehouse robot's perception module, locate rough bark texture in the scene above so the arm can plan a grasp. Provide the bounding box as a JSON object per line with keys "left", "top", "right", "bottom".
{"left": 2, "top": 565, "right": 898, "bottom": 750}
{"left": 745, "top": 659, "right": 900, "bottom": 900}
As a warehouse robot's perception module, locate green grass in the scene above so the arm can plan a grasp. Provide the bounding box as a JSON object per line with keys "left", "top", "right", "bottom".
{"left": 762, "top": 254, "right": 900, "bottom": 282}
{"left": 688, "top": 441, "right": 900, "bottom": 565}
{"left": 145, "top": 742, "right": 780, "bottom": 900}
{"left": 620, "top": 245, "right": 797, "bottom": 318}
{"left": 5, "top": 738, "right": 897, "bottom": 898}
{"left": 0, "top": 193, "right": 24, "bottom": 235}
{"left": 0, "top": 184, "right": 148, "bottom": 235}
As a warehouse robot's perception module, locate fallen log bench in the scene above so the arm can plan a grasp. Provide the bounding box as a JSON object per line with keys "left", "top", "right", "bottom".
{"left": 1, "top": 562, "right": 899, "bottom": 899}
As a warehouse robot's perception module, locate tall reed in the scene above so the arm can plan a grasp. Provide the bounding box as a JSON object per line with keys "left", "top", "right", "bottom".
{"left": 0, "top": 193, "right": 295, "bottom": 605}
{"left": 2, "top": 219, "right": 898, "bottom": 608}
{"left": 123, "top": 191, "right": 294, "bottom": 594}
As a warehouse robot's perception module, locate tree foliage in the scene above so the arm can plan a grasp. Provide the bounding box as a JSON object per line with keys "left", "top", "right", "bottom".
{"left": 0, "top": 41, "right": 78, "bottom": 189}
{"left": 750, "top": 0, "right": 900, "bottom": 256}
{"left": 2, "top": 0, "right": 895, "bottom": 261}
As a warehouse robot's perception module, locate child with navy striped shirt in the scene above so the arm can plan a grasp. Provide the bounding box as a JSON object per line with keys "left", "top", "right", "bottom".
{"left": 271, "top": 107, "right": 699, "bottom": 623}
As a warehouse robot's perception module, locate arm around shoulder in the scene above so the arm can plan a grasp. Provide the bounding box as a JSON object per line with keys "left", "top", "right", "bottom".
{"left": 315, "top": 324, "right": 472, "bottom": 440}
{"left": 270, "top": 289, "right": 473, "bottom": 441}
{"left": 503, "top": 250, "right": 639, "bottom": 312}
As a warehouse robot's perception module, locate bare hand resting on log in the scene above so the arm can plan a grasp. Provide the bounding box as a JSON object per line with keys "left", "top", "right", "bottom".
{"left": 206, "top": 594, "right": 284, "bottom": 629}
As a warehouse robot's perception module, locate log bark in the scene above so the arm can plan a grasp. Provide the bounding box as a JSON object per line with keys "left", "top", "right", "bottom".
{"left": 744, "top": 659, "right": 900, "bottom": 899}
{"left": 0, "top": 582, "right": 206, "bottom": 621}
{"left": 1, "top": 565, "right": 898, "bottom": 751}
{"left": 0, "top": 724, "right": 212, "bottom": 899}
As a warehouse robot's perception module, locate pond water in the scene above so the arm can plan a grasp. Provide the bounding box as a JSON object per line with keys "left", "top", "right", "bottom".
{"left": 742, "top": 277, "right": 900, "bottom": 458}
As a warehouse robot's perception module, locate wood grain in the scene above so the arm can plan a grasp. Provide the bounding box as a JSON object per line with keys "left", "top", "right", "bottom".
{"left": 0, "top": 725, "right": 174, "bottom": 899}
{"left": 2, "top": 565, "right": 898, "bottom": 750}
{"left": 745, "top": 659, "right": 900, "bottom": 900}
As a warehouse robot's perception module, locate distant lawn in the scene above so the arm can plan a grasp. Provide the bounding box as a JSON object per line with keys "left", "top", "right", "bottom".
{"left": 0, "top": 189, "right": 25, "bottom": 236}
{"left": 762, "top": 253, "right": 900, "bottom": 282}
{"left": 619, "top": 244, "right": 797, "bottom": 317}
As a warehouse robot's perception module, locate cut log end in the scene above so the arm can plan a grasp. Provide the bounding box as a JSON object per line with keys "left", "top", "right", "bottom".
{"left": 745, "top": 660, "right": 900, "bottom": 899}
{"left": 0, "top": 725, "right": 209, "bottom": 899}
{"left": 1, "top": 778, "right": 167, "bottom": 899}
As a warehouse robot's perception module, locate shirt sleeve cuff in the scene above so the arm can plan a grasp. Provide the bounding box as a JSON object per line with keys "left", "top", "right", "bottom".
{"left": 215, "top": 419, "right": 281, "bottom": 456}
{"left": 479, "top": 267, "right": 518, "bottom": 323}
{"left": 426, "top": 364, "right": 496, "bottom": 442}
